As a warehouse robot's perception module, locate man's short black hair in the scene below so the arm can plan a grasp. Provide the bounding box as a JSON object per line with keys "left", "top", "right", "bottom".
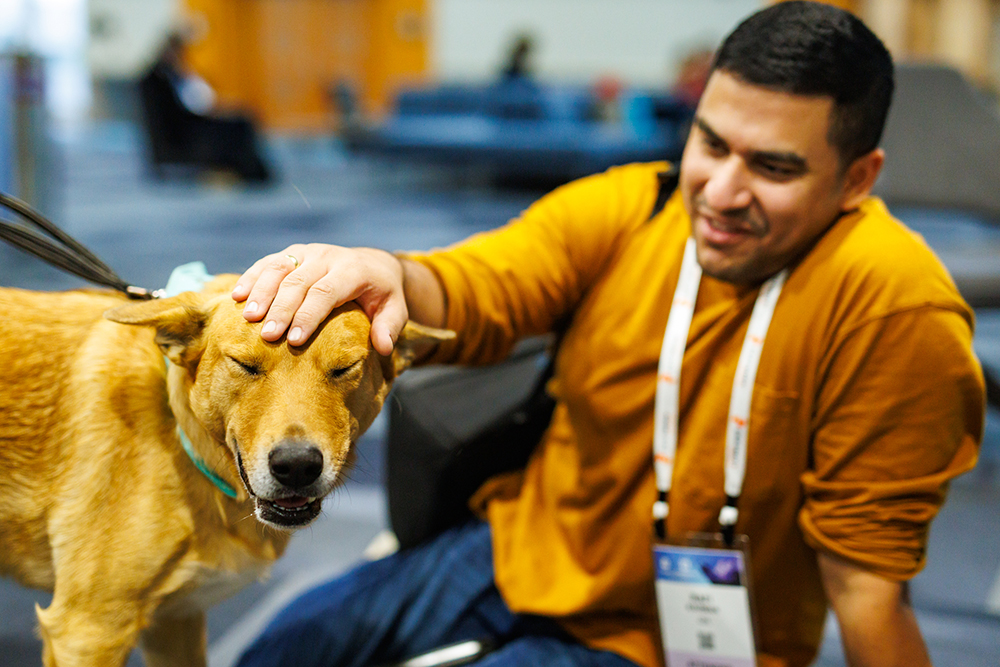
{"left": 712, "top": 1, "right": 894, "bottom": 166}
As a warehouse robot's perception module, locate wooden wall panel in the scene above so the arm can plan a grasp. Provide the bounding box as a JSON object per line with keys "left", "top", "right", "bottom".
{"left": 771, "top": 0, "right": 862, "bottom": 11}
{"left": 181, "top": 0, "right": 428, "bottom": 131}
{"left": 182, "top": 0, "right": 255, "bottom": 110}
{"left": 861, "top": 0, "right": 1000, "bottom": 87}
{"left": 364, "top": 0, "right": 429, "bottom": 116}
{"left": 937, "top": 0, "right": 995, "bottom": 81}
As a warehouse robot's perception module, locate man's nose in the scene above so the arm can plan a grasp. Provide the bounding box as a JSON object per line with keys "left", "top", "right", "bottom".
{"left": 703, "top": 156, "right": 752, "bottom": 211}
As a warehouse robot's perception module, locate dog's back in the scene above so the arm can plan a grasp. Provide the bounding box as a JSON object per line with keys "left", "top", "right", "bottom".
{"left": 0, "top": 287, "right": 140, "bottom": 588}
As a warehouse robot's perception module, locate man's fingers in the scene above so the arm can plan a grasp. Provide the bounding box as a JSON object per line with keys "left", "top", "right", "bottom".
{"left": 237, "top": 247, "right": 305, "bottom": 322}
{"left": 259, "top": 265, "right": 327, "bottom": 342}
{"left": 368, "top": 294, "right": 409, "bottom": 356}
{"left": 232, "top": 254, "right": 278, "bottom": 305}
{"left": 286, "top": 278, "right": 348, "bottom": 346}
{"left": 233, "top": 244, "right": 408, "bottom": 348}
{"left": 231, "top": 264, "right": 261, "bottom": 302}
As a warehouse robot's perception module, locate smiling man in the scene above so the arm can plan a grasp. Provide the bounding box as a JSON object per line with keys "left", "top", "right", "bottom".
{"left": 684, "top": 80, "right": 879, "bottom": 285}
{"left": 232, "top": 3, "right": 984, "bottom": 667}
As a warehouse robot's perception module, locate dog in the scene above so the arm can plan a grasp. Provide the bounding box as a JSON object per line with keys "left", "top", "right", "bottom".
{"left": 0, "top": 274, "right": 452, "bottom": 667}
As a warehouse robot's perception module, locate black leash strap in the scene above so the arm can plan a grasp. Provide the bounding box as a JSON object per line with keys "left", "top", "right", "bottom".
{"left": 0, "top": 192, "right": 159, "bottom": 299}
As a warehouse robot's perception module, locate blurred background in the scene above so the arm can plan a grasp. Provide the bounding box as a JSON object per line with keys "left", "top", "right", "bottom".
{"left": 0, "top": 1, "right": 999, "bottom": 665}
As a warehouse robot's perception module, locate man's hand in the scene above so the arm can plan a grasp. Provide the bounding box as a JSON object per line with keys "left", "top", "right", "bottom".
{"left": 818, "top": 552, "right": 932, "bottom": 667}
{"left": 232, "top": 244, "right": 410, "bottom": 355}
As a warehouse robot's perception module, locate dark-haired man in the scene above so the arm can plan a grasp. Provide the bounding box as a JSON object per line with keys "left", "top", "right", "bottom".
{"left": 233, "top": 3, "right": 984, "bottom": 666}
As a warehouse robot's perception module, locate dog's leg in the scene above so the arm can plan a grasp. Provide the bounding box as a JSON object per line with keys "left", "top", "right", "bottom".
{"left": 139, "top": 612, "right": 208, "bottom": 667}
{"left": 36, "top": 601, "right": 139, "bottom": 667}
{"left": 37, "top": 505, "right": 197, "bottom": 666}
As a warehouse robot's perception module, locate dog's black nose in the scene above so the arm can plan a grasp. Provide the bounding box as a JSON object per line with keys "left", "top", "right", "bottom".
{"left": 269, "top": 445, "right": 323, "bottom": 489}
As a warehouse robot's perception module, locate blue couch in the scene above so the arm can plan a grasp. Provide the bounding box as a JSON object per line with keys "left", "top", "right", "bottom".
{"left": 343, "top": 80, "right": 694, "bottom": 183}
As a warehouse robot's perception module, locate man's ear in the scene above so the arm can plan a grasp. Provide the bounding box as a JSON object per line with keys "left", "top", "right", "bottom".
{"left": 390, "top": 321, "right": 456, "bottom": 377}
{"left": 840, "top": 148, "right": 885, "bottom": 212}
{"left": 104, "top": 292, "right": 209, "bottom": 369}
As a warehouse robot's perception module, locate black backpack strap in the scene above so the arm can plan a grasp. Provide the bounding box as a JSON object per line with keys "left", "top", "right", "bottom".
{"left": 647, "top": 164, "right": 680, "bottom": 222}
{"left": 985, "top": 365, "right": 1000, "bottom": 411}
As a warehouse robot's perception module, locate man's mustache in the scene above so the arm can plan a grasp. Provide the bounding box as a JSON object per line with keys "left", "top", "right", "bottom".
{"left": 693, "top": 196, "right": 768, "bottom": 235}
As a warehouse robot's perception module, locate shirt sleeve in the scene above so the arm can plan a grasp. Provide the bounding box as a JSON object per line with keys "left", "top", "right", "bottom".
{"left": 799, "top": 305, "right": 985, "bottom": 580}
{"left": 408, "top": 162, "right": 666, "bottom": 366}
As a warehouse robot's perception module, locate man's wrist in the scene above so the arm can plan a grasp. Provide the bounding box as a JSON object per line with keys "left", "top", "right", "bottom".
{"left": 394, "top": 253, "right": 447, "bottom": 329}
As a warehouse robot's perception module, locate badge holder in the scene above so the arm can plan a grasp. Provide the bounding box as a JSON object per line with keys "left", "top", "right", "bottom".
{"left": 653, "top": 532, "right": 761, "bottom": 667}
{"left": 650, "top": 238, "right": 786, "bottom": 667}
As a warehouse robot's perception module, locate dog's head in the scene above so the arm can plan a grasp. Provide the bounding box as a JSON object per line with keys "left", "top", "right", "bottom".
{"left": 105, "top": 276, "right": 453, "bottom": 530}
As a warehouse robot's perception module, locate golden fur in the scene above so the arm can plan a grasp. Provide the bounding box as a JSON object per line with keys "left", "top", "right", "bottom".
{"left": 0, "top": 275, "right": 451, "bottom": 666}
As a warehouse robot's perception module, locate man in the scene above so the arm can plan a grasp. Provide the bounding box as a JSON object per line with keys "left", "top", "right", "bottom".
{"left": 233, "top": 3, "right": 984, "bottom": 666}
{"left": 140, "top": 30, "right": 273, "bottom": 183}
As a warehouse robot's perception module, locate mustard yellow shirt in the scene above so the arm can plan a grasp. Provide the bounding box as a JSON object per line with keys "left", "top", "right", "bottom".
{"left": 412, "top": 162, "right": 984, "bottom": 667}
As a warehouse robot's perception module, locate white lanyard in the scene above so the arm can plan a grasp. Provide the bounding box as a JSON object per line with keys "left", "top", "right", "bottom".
{"left": 653, "top": 238, "right": 787, "bottom": 538}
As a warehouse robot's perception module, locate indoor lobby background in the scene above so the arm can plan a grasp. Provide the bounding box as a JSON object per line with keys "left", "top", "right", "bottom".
{"left": 1, "top": 1, "right": 999, "bottom": 665}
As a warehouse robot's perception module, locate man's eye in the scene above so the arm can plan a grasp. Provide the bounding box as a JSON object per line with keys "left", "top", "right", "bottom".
{"left": 702, "top": 135, "right": 727, "bottom": 156}
{"left": 328, "top": 361, "right": 361, "bottom": 381}
{"left": 756, "top": 162, "right": 799, "bottom": 179}
{"left": 231, "top": 358, "right": 263, "bottom": 376}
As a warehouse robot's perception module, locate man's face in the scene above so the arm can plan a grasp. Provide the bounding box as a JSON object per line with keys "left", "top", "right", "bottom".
{"left": 679, "top": 71, "right": 857, "bottom": 284}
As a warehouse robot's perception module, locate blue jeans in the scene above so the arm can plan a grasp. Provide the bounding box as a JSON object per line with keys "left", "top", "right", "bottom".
{"left": 235, "top": 520, "right": 639, "bottom": 667}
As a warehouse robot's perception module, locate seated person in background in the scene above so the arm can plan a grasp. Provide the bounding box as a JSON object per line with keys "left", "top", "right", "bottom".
{"left": 230, "top": 3, "right": 984, "bottom": 666}
{"left": 500, "top": 33, "right": 536, "bottom": 81}
{"left": 139, "top": 31, "right": 273, "bottom": 184}
{"left": 156, "top": 32, "right": 216, "bottom": 115}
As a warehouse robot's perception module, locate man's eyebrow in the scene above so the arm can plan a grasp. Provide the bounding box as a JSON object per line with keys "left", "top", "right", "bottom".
{"left": 749, "top": 150, "right": 808, "bottom": 171}
{"left": 694, "top": 117, "right": 726, "bottom": 147}
{"left": 696, "top": 116, "right": 808, "bottom": 172}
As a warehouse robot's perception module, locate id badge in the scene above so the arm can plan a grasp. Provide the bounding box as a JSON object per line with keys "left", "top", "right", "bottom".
{"left": 653, "top": 533, "right": 758, "bottom": 667}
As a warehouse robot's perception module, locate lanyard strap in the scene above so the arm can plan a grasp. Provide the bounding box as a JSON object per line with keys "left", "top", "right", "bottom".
{"left": 653, "top": 238, "right": 787, "bottom": 543}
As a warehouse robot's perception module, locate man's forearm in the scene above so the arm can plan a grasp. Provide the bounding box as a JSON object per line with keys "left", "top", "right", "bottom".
{"left": 399, "top": 257, "right": 446, "bottom": 329}
{"left": 818, "top": 552, "right": 932, "bottom": 667}
{"left": 837, "top": 592, "right": 931, "bottom": 666}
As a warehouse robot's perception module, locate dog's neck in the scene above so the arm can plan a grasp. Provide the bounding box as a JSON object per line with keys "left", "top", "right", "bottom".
{"left": 162, "top": 358, "right": 291, "bottom": 564}
{"left": 175, "top": 426, "right": 238, "bottom": 498}
{"left": 164, "top": 360, "right": 245, "bottom": 502}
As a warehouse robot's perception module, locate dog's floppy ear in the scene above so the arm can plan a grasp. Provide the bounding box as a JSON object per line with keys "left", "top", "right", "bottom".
{"left": 104, "top": 293, "right": 209, "bottom": 368}
{"left": 390, "top": 321, "right": 456, "bottom": 376}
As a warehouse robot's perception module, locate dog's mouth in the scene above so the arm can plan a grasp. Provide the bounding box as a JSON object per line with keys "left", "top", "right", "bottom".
{"left": 235, "top": 446, "right": 325, "bottom": 529}
{"left": 256, "top": 495, "right": 323, "bottom": 527}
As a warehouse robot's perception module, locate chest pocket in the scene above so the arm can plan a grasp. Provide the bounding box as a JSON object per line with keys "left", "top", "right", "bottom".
{"left": 744, "top": 383, "right": 807, "bottom": 507}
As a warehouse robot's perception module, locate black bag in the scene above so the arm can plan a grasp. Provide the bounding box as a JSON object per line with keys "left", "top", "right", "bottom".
{"left": 385, "top": 167, "right": 679, "bottom": 549}
{"left": 386, "top": 336, "right": 556, "bottom": 549}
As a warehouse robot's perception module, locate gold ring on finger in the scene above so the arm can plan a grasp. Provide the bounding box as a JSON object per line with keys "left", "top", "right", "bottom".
{"left": 285, "top": 254, "right": 300, "bottom": 269}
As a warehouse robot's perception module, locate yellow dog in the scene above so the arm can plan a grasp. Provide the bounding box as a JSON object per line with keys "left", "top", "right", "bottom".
{"left": 0, "top": 275, "right": 451, "bottom": 666}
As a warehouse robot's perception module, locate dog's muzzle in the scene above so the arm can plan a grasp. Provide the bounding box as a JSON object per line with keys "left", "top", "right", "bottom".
{"left": 237, "top": 442, "right": 328, "bottom": 528}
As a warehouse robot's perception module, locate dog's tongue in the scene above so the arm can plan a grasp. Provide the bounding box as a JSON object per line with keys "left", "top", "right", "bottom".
{"left": 275, "top": 496, "right": 309, "bottom": 509}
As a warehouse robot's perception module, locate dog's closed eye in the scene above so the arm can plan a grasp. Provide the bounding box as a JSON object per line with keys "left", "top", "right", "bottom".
{"left": 327, "top": 360, "right": 361, "bottom": 382}
{"left": 230, "top": 356, "right": 264, "bottom": 377}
